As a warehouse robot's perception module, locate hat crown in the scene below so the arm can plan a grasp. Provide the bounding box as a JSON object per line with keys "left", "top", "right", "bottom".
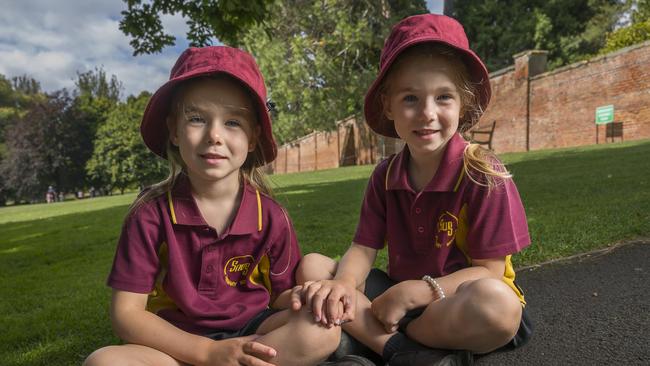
{"left": 169, "top": 46, "right": 267, "bottom": 100}
{"left": 381, "top": 14, "right": 469, "bottom": 70}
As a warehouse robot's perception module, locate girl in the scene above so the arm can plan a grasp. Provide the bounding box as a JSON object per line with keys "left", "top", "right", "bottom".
{"left": 295, "top": 14, "right": 533, "bottom": 366}
{"left": 84, "top": 46, "right": 340, "bottom": 366}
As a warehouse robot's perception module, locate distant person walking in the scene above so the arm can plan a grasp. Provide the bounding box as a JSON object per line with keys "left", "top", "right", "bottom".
{"left": 45, "top": 186, "right": 56, "bottom": 203}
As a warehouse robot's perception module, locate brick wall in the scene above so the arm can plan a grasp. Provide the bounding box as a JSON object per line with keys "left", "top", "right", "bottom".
{"left": 269, "top": 41, "right": 650, "bottom": 173}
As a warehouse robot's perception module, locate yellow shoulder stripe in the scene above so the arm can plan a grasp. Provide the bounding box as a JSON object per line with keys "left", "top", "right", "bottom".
{"left": 385, "top": 155, "right": 397, "bottom": 190}
{"left": 166, "top": 191, "right": 177, "bottom": 224}
{"left": 453, "top": 169, "right": 465, "bottom": 192}
{"left": 256, "top": 189, "right": 262, "bottom": 232}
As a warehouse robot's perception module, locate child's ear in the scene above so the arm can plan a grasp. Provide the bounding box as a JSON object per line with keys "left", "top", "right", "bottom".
{"left": 249, "top": 126, "right": 261, "bottom": 153}
{"left": 166, "top": 116, "right": 179, "bottom": 146}
{"left": 381, "top": 94, "right": 394, "bottom": 121}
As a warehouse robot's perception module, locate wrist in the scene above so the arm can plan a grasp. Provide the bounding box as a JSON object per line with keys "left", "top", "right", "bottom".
{"left": 334, "top": 274, "right": 357, "bottom": 289}
{"left": 194, "top": 337, "right": 216, "bottom": 365}
{"left": 422, "top": 275, "right": 446, "bottom": 302}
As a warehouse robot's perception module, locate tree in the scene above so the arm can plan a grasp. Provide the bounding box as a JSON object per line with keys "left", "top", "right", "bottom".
{"left": 1, "top": 90, "right": 95, "bottom": 201}
{"left": 119, "top": 0, "right": 273, "bottom": 54}
{"left": 0, "top": 74, "right": 44, "bottom": 205}
{"left": 451, "top": 0, "right": 627, "bottom": 71}
{"left": 241, "top": 0, "right": 428, "bottom": 143}
{"left": 86, "top": 92, "right": 167, "bottom": 194}
{"left": 601, "top": 0, "right": 650, "bottom": 53}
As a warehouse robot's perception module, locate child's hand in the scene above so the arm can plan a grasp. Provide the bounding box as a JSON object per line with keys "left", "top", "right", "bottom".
{"left": 370, "top": 283, "right": 412, "bottom": 333}
{"left": 201, "top": 335, "right": 277, "bottom": 366}
{"left": 292, "top": 280, "right": 355, "bottom": 326}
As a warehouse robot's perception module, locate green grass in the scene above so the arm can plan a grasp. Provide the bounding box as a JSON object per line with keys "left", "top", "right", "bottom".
{"left": 1, "top": 139, "right": 649, "bottom": 365}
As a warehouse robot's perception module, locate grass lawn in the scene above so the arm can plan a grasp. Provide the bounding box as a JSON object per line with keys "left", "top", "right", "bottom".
{"left": 1, "top": 139, "right": 649, "bottom": 365}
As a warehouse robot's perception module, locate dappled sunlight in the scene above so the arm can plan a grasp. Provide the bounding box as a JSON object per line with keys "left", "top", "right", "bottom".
{"left": 0, "top": 245, "right": 31, "bottom": 255}
{"left": 7, "top": 232, "right": 45, "bottom": 244}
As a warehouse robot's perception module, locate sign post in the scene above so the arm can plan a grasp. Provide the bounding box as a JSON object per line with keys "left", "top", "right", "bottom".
{"left": 595, "top": 105, "right": 614, "bottom": 143}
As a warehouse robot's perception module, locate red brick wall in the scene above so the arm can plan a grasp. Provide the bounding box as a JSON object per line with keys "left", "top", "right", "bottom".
{"left": 269, "top": 41, "right": 650, "bottom": 173}
{"left": 528, "top": 44, "right": 650, "bottom": 150}
{"left": 484, "top": 42, "right": 650, "bottom": 153}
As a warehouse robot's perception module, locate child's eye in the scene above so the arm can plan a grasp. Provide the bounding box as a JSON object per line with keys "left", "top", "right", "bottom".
{"left": 403, "top": 95, "right": 418, "bottom": 103}
{"left": 225, "top": 119, "right": 242, "bottom": 127}
{"left": 437, "top": 94, "right": 454, "bottom": 101}
{"left": 186, "top": 115, "right": 205, "bottom": 124}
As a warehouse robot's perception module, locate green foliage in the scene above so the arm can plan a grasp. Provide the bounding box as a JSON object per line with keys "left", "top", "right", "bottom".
{"left": 119, "top": 0, "right": 273, "bottom": 54}
{"left": 0, "top": 91, "right": 97, "bottom": 201}
{"left": 241, "top": 0, "right": 428, "bottom": 143}
{"left": 600, "top": 0, "right": 650, "bottom": 53}
{"left": 601, "top": 19, "right": 650, "bottom": 53}
{"left": 86, "top": 92, "right": 166, "bottom": 194}
{"left": 452, "top": 0, "right": 626, "bottom": 71}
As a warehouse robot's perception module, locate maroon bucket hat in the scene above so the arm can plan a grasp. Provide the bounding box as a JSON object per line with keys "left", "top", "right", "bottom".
{"left": 140, "top": 46, "right": 277, "bottom": 164}
{"left": 364, "top": 13, "right": 491, "bottom": 138}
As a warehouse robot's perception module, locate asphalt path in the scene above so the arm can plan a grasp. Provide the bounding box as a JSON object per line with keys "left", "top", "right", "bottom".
{"left": 477, "top": 239, "right": 649, "bottom": 365}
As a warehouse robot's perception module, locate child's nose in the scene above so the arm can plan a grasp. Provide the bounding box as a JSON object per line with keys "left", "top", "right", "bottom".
{"left": 207, "top": 122, "right": 225, "bottom": 145}
{"left": 422, "top": 97, "right": 438, "bottom": 121}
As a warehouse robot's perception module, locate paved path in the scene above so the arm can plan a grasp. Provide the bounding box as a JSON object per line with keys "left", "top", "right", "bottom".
{"left": 477, "top": 240, "right": 649, "bottom": 365}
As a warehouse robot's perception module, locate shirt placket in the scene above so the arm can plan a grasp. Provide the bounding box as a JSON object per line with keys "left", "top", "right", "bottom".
{"left": 411, "top": 193, "right": 431, "bottom": 253}
{"left": 198, "top": 226, "right": 220, "bottom": 295}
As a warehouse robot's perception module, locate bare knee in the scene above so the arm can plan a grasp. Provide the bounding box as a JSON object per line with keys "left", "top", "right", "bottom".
{"left": 461, "top": 279, "right": 521, "bottom": 352}
{"left": 83, "top": 346, "right": 123, "bottom": 366}
{"left": 296, "top": 253, "right": 337, "bottom": 283}
{"left": 289, "top": 307, "right": 341, "bottom": 358}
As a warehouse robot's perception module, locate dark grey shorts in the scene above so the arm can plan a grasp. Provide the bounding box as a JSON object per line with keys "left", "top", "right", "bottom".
{"left": 364, "top": 268, "right": 533, "bottom": 349}
{"left": 203, "top": 308, "right": 280, "bottom": 340}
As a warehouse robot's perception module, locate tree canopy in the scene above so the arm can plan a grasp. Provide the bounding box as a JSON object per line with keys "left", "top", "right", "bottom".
{"left": 450, "top": 0, "right": 627, "bottom": 71}
{"left": 601, "top": 0, "right": 650, "bottom": 53}
{"left": 86, "top": 92, "right": 166, "bottom": 194}
{"left": 119, "top": 0, "right": 273, "bottom": 54}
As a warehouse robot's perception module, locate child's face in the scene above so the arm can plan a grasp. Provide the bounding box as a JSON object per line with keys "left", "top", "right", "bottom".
{"left": 382, "top": 54, "right": 462, "bottom": 158}
{"left": 169, "top": 78, "right": 259, "bottom": 184}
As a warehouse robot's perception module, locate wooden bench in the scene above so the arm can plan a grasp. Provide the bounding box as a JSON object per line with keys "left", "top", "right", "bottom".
{"left": 470, "top": 120, "right": 496, "bottom": 150}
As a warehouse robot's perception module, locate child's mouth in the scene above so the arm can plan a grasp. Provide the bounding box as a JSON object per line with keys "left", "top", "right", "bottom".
{"left": 200, "top": 153, "right": 226, "bottom": 164}
{"left": 414, "top": 129, "right": 438, "bottom": 136}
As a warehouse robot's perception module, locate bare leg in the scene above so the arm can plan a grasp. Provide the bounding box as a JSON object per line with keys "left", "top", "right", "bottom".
{"left": 297, "top": 253, "right": 392, "bottom": 354}
{"left": 83, "top": 344, "right": 186, "bottom": 366}
{"left": 298, "top": 254, "right": 522, "bottom": 354}
{"left": 405, "top": 278, "right": 522, "bottom": 354}
{"left": 255, "top": 307, "right": 341, "bottom": 366}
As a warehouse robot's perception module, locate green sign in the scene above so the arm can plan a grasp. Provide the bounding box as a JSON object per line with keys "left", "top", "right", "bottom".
{"left": 595, "top": 105, "right": 614, "bottom": 125}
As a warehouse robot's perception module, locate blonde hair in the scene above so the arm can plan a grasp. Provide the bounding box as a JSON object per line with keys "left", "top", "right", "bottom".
{"left": 128, "top": 75, "right": 274, "bottom": 216}
{"left": 381, "top": 43, "right": 511, "bottom": 189}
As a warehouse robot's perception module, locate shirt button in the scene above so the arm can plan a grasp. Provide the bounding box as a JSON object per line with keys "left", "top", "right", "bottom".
{"left": 206, "top": 265, "right": 214, "bottom": 273}
{"left": 415, "top": 208, "right": 422, "bottom": 214}
{"left": 417, "top": 226, "right": 425, "bottom": 233}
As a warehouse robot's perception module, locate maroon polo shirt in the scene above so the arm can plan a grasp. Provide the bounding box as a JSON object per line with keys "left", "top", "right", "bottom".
{"left": 354, "top": 133, "right": 530, "bottom": 301}
{"left": 108, "top": 175, "right": 301, "bottom": 334}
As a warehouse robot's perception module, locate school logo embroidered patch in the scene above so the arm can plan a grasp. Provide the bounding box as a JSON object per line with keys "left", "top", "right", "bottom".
{"left": 224, "top": 255, "right": 254, "bottom": 287}
{"left": 435, "top": 211, "right": 458, "bottom": 248}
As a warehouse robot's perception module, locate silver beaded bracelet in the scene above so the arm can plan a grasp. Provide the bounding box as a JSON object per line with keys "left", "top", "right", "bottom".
{"left": 422, "top": 275, "right": 446, "bottom": 301}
